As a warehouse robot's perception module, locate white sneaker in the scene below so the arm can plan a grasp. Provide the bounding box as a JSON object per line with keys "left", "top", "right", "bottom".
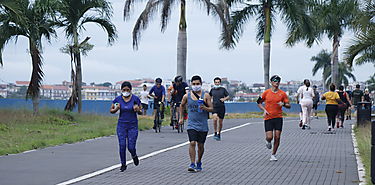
{"left": 270, "top": 155, "right": 278, "bottom": 161}
{"left": 266, "top": 141, "right": 272, "bottom": 149}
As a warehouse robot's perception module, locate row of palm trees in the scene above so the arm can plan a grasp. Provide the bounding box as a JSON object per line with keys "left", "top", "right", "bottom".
{"left": 0, "top": 0, "right": 116, "bottom": 114}
{"left": 1, "top": 0, "right": 374, "bottom": 114}
{"left": 125, "top": 0, "right": 374, "bottom": 89}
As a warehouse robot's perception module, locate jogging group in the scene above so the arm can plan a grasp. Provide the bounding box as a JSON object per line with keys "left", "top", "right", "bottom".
{"left": 109, "top": 74, "right": 372, "bottom": 172}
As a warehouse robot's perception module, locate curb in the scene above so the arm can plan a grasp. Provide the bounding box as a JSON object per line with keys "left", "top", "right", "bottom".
{"left": 351, "top": 124, "right": 367, "bottom": 185}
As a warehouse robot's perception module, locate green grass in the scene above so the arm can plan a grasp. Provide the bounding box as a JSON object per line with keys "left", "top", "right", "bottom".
{"left": 0, "top": 109, "right": 155, "bottom": 156}
{"left": 354, "top": 123, "right": 372, "bottom": 184}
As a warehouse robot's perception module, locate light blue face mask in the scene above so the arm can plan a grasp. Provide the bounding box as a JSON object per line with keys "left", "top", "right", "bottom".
{"left": 192, "top": 85, "right": 202, "bottom": 92}
{"left": 122, "top": 92, "right": 131, "bottom": 97}
{"left": 213, "top": 85, "right": 221, "bottom": 89}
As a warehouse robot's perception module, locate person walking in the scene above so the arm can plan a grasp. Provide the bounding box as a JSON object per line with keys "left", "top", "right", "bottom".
{"left": 257, "top": 75, "right": 290, "bottom": 161}
{"left": 110, "top": 81, "right": 141, "bottom": 172}
{"left": 312, "top": 85, "right": 320, "bottom": 119}
{"left": 337, "top": 85, "right": 351, "bottom": 128}
{"left": 209, "top": 77, "right": 229, "bottom": 141}
{"left": 352, "top": 84, "right": 364, "bottom": 113}
{"left": 321, "top": 84, "right": 343, "bottom": 131}
{"left": 297, "top": 79, "right": 315, "bottom": 129}
{"left": 345, "top": 88, "right": 353, "bottom": 120}
{"left": 364, "top": 89, "right": 372, "bottom": 109}
{"left": 139, "top": 84, "right": 150, "bottom": 115}
{"left": 179, "top": 75, "right": 213, "bottom": 172}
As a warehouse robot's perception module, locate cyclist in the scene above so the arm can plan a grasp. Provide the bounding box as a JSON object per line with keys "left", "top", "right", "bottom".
{"left": 149, "top": 78, "right": 166, "bottom": 129}
{"left": 170, "top": 75, "right": 189, "bottom": 129}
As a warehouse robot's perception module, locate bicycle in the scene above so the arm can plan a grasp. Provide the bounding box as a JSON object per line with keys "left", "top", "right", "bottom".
{"left": 154, "top": 101, "right": 163, "bottom": 133}
{"left": 171, "top": 102, "right": 184, "bottom": 133}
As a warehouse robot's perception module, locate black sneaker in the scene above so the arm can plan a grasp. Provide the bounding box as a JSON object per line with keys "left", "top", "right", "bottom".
{"left": 133, "top": 156, "right": 139, "bottom": 166}
{"left": 120, "top": 164, "right": 127, "bottom": 172}
{"left": 302, "top": 125, "right": 306, "bottom": 130}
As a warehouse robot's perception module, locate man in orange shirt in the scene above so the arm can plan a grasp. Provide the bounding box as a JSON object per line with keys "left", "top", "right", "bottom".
{"left": 257, "top": 75, "right": 291, "bottom": 161}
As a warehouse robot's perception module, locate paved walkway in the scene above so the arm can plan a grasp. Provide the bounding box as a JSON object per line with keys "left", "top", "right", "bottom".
{"left": 0, "top": 118, "right": 359, "bottom": 185}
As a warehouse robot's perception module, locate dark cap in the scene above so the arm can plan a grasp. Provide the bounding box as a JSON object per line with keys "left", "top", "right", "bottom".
{"left": 121, "top": 81, "right": 132, "bottom": 90}
{"left": 270, "top": 75, "right": 281, "bottom": 82}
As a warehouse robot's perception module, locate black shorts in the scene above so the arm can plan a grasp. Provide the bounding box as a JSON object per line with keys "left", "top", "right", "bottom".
{"left": 264, "top": 118, "right": 283, "bottom": 132}
{"left": 213, "top": 106, "right": 226, "bottom": 119}
{"left": 141, "top": 103, "right": 148, "bottom": 110}
{"left": 312, "top": 103, "right": 318, "bottom": 110}
{"left": 187, "top": 129, "right": 208, "bottom": 144}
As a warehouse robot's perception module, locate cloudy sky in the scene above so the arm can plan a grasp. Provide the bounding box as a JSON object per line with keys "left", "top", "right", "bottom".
{"left": 0, "top": 0, "right": 373, "bottom": 85}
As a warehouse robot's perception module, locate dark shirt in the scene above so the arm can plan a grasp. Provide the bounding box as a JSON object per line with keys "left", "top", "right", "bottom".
{"left": 352, "top": 89, "right": 363, "bottom": 105}
{"left": 149, "top": 85, "right": 166, "bottom": 101}
{"left": 313, "top": 91, "right": 320, "bottom": 104}
{"left": 209, "top": 87, "right": 229, "bottom": 108}
{"left": 172, "top": 82, "right": 188, "bottom": 103}
{"left": 112, "top": 95, "right": 141, "bottom": 123}
{"left": 364, "top": 94, "right": 371, "bottom": 102}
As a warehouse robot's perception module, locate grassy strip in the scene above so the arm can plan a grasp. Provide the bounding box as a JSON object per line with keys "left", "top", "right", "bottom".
{"left": 0, "top": 109, "right": 156, "bottom": 156}
{"left": 354, "top": 123, "right": 371, "bottom": 184}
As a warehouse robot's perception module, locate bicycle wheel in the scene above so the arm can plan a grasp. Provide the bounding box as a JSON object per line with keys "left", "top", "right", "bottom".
{"left": 155, "top": 111, "right": 159, "bottom": 133}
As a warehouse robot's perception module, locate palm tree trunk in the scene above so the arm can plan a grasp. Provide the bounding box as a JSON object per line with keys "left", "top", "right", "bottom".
{"left": 177, "top": 0, "right": 187, "bottom": 81}
{"left": 73, "top": 30, "right": 83, "bottom": 113}
{"left": 28, "top": 39, "right": 42, "bottom": 115}
{"left": 331, "top": 36, "right": 339, "bottom": 87}
{"left": 263, "top": 2, "right": 271, "bottom": 89}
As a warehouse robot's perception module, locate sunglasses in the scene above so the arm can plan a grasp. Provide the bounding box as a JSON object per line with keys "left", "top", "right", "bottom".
{"left": 271, "top": 78, "right": 280, "bottom": 82}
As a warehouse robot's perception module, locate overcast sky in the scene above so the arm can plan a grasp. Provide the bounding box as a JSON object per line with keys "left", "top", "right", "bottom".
{"left": 0, "top": 0, "right": 373, "bottom": 85}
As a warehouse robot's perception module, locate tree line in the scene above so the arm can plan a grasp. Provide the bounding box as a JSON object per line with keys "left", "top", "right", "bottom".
{"left": 1, "top": 0, "right": 374, "bottom": 115}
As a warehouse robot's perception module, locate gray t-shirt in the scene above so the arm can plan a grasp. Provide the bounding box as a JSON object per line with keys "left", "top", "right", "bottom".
{"left": 209, "top": 87, "right": 229, "bottom": 108}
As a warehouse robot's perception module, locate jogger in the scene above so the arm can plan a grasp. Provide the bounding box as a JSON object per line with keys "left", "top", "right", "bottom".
{"left": 297, "top": 79, "right": 314, "bottom": 129}
{"left": 110, "top": 81, "right": 141, "bottom": 172}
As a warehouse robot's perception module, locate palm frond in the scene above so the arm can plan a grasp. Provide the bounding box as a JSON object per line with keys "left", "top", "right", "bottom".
{"left": 160, "top": 0, "right": 176, "bottom": 32}
{"left": 225, "top": 3, "right": 259, "bottom": 47}
{"left": 345, "top": 29, "right": 375, "bottom": 67}
{"left": 80, "top": 16, "right": 117, "bottom": 45}
{"left": 132, "top": 0, "right": 163, "bottom": 50}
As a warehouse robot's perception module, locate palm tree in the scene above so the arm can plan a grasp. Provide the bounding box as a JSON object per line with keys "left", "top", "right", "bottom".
{"left": 311, "top": 50, "right": 331, "bottom": 90}
{"left": 0, "top": 0, "right": 58, "bottom": 115}
{"left": 311, "top": 50, "right": 356, "bottom": 88}
{"left": 345, "top": 1, "right": 375, "bottom": 67}
{"left": 124, "top": 0, "right": 228, "bottom": 81}
{"left": 219, "top": 0, "right": 313, "bottom": 89}
{"left": 288, "top": 0, "right": 359, "bottom": 87}
{"left": 58, "top": 0, "right": 117, "bottom": 113}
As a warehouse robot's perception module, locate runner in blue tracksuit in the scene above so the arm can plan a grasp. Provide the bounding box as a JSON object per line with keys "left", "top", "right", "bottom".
{"left": 110, "top": 81, "right": 141, "bottom": 172}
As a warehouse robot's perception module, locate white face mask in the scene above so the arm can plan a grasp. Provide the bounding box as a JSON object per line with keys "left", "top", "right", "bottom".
{"left": 122, "top": 92, "right": 131, "bottom": 97}
{"left": 213, "top": 85, "right": 221, "bottom": 89}
{"left": 192, "top": 85, "right": 202, "bottom": 92}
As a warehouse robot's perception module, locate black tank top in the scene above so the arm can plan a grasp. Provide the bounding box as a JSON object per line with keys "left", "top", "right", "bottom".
{"left": 338, "top": 91, "right": 349, "bottom": 104}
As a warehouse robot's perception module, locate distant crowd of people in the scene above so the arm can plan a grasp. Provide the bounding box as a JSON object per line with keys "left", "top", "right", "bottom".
{"left": 109, "top": 74, "right": 372, "bottom": 172}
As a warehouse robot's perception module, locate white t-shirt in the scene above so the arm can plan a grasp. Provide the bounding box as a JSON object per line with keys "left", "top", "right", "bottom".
{"left": 140, "top": 90, "right": 149, "bottom": 104}
{"left": 297, "top": 85, "right": 314, "bottom": 101}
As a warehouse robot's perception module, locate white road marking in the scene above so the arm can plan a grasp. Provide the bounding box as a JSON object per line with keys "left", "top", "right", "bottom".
{"left": 57, "top": 119, "right": 296, "bottom": 185}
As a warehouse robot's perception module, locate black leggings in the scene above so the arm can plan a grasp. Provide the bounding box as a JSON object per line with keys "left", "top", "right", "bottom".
{"left": 325, "top": 104, "right": 338, "bottom": 128}
{"left": 338, "top": 107, "right": 347, "bottom": 123}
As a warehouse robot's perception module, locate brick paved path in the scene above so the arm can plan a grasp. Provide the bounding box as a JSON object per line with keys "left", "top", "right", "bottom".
{"left": 75, "top": 118, "right": 359, "bottom": 185}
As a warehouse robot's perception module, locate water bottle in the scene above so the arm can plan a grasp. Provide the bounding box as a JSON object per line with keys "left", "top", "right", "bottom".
{"left": 197, "top": 99, "right": 204, "bottom": 112}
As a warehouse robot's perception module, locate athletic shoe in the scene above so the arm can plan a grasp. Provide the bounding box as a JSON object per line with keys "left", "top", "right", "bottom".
{"left": 217, "top": 135, "right": 221, "bottom": 141}
{"left": 328, "top": 127, "right": 331, "bottom": 132}
{"left": 270, "top": 155, "right": 278, "bottom": 161}
{"left": 302, "top": 125, "right": 306, "bottom": 130}
{"left": 307, "top": 125, "right": 311, "bottom": 130}
{"left": 133, "top": 156, "right": 139, "bottom": 166}
{"left": 196, "top": 162, "right": 202, "bottom": 172}
{"left": 170, "top": 122, "right": 173, "bottom": 126}
{"left": 213, "top": 135, "right": 219, "bottom": 141}
{"left": 120, "top": 164, "right": 127, "bottom": 172}
{"left": 266, "top": 140, "right": 272, "bottom": 149}
{"left": 188, "top": 163, "right": 196, "bottom": 172}
{"left": 299, "top": 120, "right": 302, "bottom": 127}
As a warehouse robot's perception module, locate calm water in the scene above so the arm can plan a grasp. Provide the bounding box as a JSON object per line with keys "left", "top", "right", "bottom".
{"left": 0, "top": 98, "right": 334, "bottom": 115}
